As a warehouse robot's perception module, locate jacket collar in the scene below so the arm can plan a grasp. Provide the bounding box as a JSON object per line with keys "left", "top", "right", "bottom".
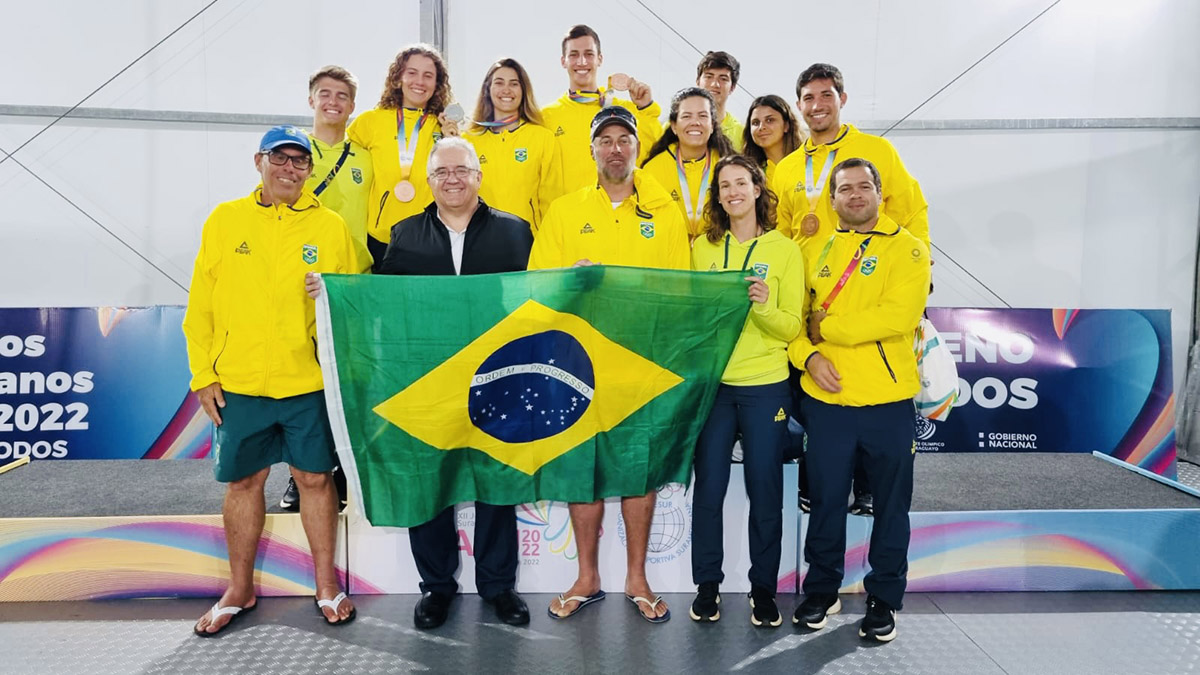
{"left": 803, "top": 124, "right": 857, "bottom": 154}
{"left": 835, "top": 212, "right": 901, "bottom": 237}
{"left": 254, "top": 187, "right": 321, "bottom": 212}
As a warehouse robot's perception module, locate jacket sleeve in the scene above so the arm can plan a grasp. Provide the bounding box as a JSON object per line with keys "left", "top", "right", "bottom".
{"left": 181, "top": 208, "right": 222, "bottom": 391}
{"left": 535, "top": 132, "right": 564, "bottom": 232}
{"left": 748, "top": 243, "right": 803, "bottom": 342}
{"left": 664, "top": 209, "right": 691, "bottom": 271}
{"left": 346, "top": 113, "right": 369, "bottom": 149}
{"left": 820, "top": 240, "right": 931, "bottom": 346}
{"left": 880, "top": 140, "right": 930, "bottom": 251}
{"left": 633, "top": 101, "right": 664, "bottom": 166}
{"left": 527, "top": 199, "right": 565, "bottom": 270}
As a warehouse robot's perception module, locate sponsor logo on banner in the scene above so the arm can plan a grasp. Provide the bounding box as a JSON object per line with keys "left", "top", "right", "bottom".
{"left": 914, "top": 413, "right": 945, "bottom": 452}
{"left": 978, "top": 431, "right": 1039, "bottom": 450}
{"left": 617, "top": 484, "right": 691, "bottom": 565}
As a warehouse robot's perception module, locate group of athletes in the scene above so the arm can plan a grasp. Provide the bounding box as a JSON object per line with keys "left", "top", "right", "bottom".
{"left": 184, "top": 23, "right": 931, "bottom": 645}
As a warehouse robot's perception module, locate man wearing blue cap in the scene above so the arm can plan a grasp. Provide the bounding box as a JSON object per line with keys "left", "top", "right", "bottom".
{"left": 184, "top": 125, "right": 360, "bottom": 636}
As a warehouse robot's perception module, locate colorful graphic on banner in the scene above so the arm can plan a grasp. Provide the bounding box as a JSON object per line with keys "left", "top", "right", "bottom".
{"left": 0, "top": 307, "right": 209, "bottom": 460}
{"left": 0, "top": 515, "right": 376, "bottom": 602}
{"left": 919, "top": 308, "right": 1175, "bottom": 476}
{"left": 807, "top": 509, "right": 1200, "bottom": 593}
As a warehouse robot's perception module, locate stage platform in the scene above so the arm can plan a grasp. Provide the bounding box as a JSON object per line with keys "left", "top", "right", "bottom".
{"left": 2, "top": 453, "right": 1198, "bottom": 602}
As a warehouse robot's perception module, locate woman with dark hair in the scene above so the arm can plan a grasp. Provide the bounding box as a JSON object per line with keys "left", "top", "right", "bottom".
{"left": 348, "top": 44, "right": 462, "bottom": 264}
{"left": 741, "top": 95, "right": 803, "bottom": 186}
{"left": 464, "top": 58, "right": 562, "bottom": 231}
{"left": 688, "top": 154, "right": 804, "bottom": 628}
{"left": 640, "top": 87, "right": 736, "bottom": 238}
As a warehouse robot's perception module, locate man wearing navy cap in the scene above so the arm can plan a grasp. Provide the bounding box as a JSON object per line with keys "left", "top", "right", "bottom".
{"left": 530, "top": 106, "right": 689, "bottom": 623}
{"left": 184, "top": 125, "right": 360, "bottom": 636}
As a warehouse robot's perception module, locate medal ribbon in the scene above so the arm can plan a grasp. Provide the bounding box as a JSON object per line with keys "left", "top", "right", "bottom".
{"left": 804, "top": 148, "right": 837, "bottom": 212}
{"left": 476, "top": 115, "right": 520, "bottom": 129}
{"left": 396, "top": 109, "right": 429, "bottom": 178}
{"left": 675, "top": 148, "right": 713, "bottom": 227}
{"left": 722, "top": 233, "right": 760, "bottom": 273}
{"left": 569, "top": 89, "right": 605, "bottom": 105}
{"left": 820, "top": 236, "right": 873, "bottom": 311}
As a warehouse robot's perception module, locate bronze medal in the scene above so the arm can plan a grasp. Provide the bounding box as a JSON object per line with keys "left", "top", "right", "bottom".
{"left": 394, "top": 180, "right": 416, "bottom": 203}
{"left": 609, "top": 73, "right": 631, "bottom": 91}
{"left": 801, "top": 212, "right": 820, "bottom": 236}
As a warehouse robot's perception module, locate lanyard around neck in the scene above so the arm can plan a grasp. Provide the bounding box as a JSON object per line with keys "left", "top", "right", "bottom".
{"left": 723, "top": 232, "right": 759, "bottom": 272}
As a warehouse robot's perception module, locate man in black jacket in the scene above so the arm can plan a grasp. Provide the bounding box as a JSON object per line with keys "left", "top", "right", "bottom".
{"left": 377, "top": 136, "right": 533, "bottom": 629}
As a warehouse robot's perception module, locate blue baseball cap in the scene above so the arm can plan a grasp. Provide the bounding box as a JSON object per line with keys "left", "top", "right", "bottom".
{"left": 259, "top": 125, "right": 311, "bottom": 154}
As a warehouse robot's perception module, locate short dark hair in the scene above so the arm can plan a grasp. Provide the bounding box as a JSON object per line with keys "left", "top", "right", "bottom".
{"left": 696, "top": 51, "right": 740, "bottom": 87}
{"left": 562, "top": 24, "right": 601, "bottom": 57}
{"left": 830, "top": 157, "right": 882, "bottom": 194}
{"left": 796, "top": 63, "right": 845, "bottom": 100}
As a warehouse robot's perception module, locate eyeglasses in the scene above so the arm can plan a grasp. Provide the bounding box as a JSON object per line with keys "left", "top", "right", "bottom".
{"left": 261, "top": 150, "right": 312, "bottom": 170}
{"left": 429, "top": 166, "right": 479, "bottom": 181}
{"left": 593, "top": 135, "right": 636, "bottom": 150}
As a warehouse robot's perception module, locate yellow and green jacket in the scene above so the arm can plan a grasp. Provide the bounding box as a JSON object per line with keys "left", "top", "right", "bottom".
{"left": 183, "top": 189, "right": 358, "bottom": 398}
{"left": 772, "top": 124, "right": 929, "bottom": 263}
{"left": 692, "top": 229, "right": 804, "bottom": 385}
{"left": 640, "top": 145, "right": 725, "bottom": 239}
{"left": 541, "top": 91, "right": 663, "bottom": 192}
{"left": 528, "top": 169, "right": 689, "bottom": 271}
{"left": 465, "top": 122, "right": 563, "bottom": 231}
{"left": 305, "top": 133, "right": 373, "bottom": 271}
{"left": 788, "top": 214, "right": 931, "bottom": 407}
{"left": 347, "top": 107, "right": 444, "bottom": 244}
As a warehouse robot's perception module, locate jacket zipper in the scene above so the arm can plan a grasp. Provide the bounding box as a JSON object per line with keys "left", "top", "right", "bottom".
{"left": 375, "top": 191, "right": 391, "bottom": 228}
{"left": 212, "top": 330, "right": 229, "bottom": 375}
{"left": 876, "top": 341, "right": 897, "bottom": 383}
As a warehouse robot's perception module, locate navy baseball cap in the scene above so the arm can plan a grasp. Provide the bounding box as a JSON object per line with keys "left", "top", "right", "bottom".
{"left": 259, "top": 125, "right": 311, "bottom": 153}
{"left": 590, "top": 106, "right": 637, "bottom": 139}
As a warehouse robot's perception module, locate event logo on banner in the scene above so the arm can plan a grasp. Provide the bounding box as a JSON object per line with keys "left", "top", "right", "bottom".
{"left": 0, "top": 307, "right": 209, "bottom": 460}
{"left": 616, "top": 484, "right": 692, "bottom": 565}
{"left": 919, "top": 308, "right": 1175, "bottom": 476}
{"left": 516, "top": 502, "right": 578, "bottom": 564}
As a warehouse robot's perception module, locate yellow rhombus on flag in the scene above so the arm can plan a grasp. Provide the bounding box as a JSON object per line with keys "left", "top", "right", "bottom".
{"left": 373, "top": 299, "right": 683, "bottom": 475}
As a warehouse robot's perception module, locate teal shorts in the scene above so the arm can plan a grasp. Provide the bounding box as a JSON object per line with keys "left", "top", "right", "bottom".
{"left": 212, "top": 390, "right": 336, "bottom": 483}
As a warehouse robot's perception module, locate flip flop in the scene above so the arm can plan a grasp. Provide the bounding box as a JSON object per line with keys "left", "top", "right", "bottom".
{"left": 546, "top": 590, "right": 606, "bottom": 620}
{"left": 193, "top": 600, "right": 256, "bottom": 637}
{"left": 314, "top": 591, "right": 357, "bottom": 626}
{"left": 626, "top": 594, "right": 671, "bottom": 624}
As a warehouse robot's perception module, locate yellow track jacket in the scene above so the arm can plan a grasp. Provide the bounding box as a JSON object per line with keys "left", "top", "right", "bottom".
{"left": 528, "top": 169, "right": 689, "bottom": 271}
{"left": 465, "top": 122, "right": 563, "bottom": 231}
{"left": 788, "top": 214, "right": 930, "bottom": 407}
{"left": 691, "top": 229, "right": 804, "bottom": 385}
{"left": 183, "top": 189, "right": 358, "bottom": 398}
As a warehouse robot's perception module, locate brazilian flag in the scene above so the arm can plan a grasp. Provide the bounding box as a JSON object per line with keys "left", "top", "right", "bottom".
{"left": 316, "top": 266, "right": 750, "bottom": 528}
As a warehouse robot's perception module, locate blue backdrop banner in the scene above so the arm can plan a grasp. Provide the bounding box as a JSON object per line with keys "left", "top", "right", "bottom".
{"left": 918, "top": 308, "right": 1175, "bottom": 476}
{"left": 0, "top": 307, "right": 210, "bottom": 460}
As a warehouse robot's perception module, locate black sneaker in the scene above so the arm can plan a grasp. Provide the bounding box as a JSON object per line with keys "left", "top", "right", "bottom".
{"left": 859, "top": 595, "right": 898, "bottom": 642}
{"left": 689, "top": 581, "right": 720, "bottom": 622}
{"left": 749, "top": 586, "right": 781, "bottom": 628}
{"left": 792, "top": 592, "right": 840, "bottom": 629}
{"left": 279, "top": 477, "right": 300, "bottom": 512}
{"left": 849, "top": 492, "right": 874, "bottom": 516}
{"left": 332, "top": 465, "right": 348, "bottom": 512}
